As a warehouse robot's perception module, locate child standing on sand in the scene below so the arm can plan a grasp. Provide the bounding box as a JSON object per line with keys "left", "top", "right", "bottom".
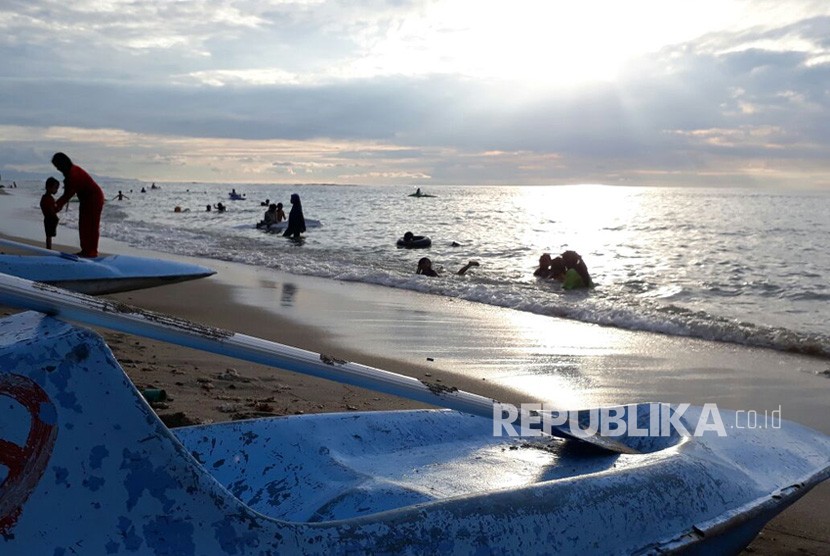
{"left": 40, "top": 177, "right": 61, "bottom": 249}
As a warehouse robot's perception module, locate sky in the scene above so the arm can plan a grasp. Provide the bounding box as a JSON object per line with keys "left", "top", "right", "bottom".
{"left": 1, "top": 0, "right": 829, "bottom": 187}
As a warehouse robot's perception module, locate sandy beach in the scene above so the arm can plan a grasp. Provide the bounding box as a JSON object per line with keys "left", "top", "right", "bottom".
{"left": 1, "top": 188, "right": 828, "bottom": 553}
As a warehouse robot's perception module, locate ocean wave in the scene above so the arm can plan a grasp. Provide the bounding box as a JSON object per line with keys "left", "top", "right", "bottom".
{"left": 90, "top": 183, "right": 830, "bottom": 361}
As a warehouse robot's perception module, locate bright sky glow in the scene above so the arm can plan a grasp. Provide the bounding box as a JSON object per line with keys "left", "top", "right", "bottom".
{"left": 353, "top": 1, "right": 745, "bottom": 84}
{"left": 1, "top": 0, "right": 830, "bottom": 186}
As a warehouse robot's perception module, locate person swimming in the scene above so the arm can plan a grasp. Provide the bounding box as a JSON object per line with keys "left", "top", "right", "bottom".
{"left": 560, "top": 250, "right": 593, "bottom": 288}
{"left": 534, "top": 253, "right": 553, "bottom": 278}
{"left": 260, "top": 203, "right": 279, "bottom": 227}
{"left": 416, "top": 257, "right": 479, "bottom": 277}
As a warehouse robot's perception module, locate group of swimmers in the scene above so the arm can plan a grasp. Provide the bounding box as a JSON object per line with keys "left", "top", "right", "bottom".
{"left": 179, "top": 192, "right": 302, "bottom": 240}
{"left": 255, "top": 193, "right": 306, "bottom": 238}
{"left": 534, "top": 250, "right": 593, "bottom": 290}
{"left": 259, "top": 202, "right": 286, "bottom": 226}
{"left": 414, "top": 250, "right": 592, "bottom": 288}
{"left": 401, "top": 226, "right": 592, "bottom": 288}
{"left": 35, "top": 155, "right": 593, "bottom": 287}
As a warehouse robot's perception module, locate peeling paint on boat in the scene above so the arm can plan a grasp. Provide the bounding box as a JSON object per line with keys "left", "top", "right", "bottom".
{"left": 1, "top": 312, "right": 829, "bottom": 554}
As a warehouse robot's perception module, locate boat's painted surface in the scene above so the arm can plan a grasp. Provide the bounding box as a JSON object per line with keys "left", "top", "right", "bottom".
{"left": 0, "top": 251, "right": 215, "bottom": 295}
{"left": 1, "top": 311, "right": 829, "bottom": 555}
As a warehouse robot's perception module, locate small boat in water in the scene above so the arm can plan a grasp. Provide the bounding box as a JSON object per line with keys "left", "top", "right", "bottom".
{"left": 0, "top": 239, "right": 215, "bottom": 295}
{"left": 255, "top": 218, "right": 322, "bottom": 232}
{"left": 0, "top": 274, "right": 828, "bottom": 555}
{"left": 408, "top": 188, "right": 436, "bottom": 198}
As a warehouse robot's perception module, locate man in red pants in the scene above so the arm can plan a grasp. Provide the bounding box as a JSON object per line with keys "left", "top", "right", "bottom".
{"left": 52, "top": 152, "right": 105, "bottom": 258}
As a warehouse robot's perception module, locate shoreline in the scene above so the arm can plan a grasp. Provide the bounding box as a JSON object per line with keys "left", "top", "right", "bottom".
{"left": 0, "top": 187, "right": 828, "bottom": 554}
{"left": 0, "top": 235, "right": 523, "bottom": 423}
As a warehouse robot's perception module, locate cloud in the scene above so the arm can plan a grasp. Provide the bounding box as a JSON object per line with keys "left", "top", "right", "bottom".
{"left": 1, "top": 2, "right": 830, "bottom": 186}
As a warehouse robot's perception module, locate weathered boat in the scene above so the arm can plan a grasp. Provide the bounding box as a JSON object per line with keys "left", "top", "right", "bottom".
{"left": 0, "top": 274, "right": 828, "bottom": 555}
{"left": 0, "top": 238, "right": 215, "bottom": 295}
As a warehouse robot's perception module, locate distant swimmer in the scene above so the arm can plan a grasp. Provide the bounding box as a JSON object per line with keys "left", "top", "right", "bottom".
{"left": 261, "top": 198, "right": 270, "bottom": 207}
{"left": 206, "top": 204, "right": 212, "bottom": 212}
{"left": 141, "top": 187, "right": 146, "bottom": 193}
{"left": 409, "top": 187, "right": 436, "bottom": 198}
{"left": 397, "top": 231, "right": 432, "bottom": 249}
{"left": 112, "top": 190, "right": 129, "bottom": 201}
{"left": 416, "top": 257, "right": 479, "bottom": 277}
{"left": 214, "top": 202, "right": 226, "bottom": 213}
{"left": 151, "top": 182, "right": 159, "bottom": 190}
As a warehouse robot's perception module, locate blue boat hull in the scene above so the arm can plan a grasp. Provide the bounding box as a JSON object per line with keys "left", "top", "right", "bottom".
{"left": 0, "top": 254, "right": 215, "bottom": 294}
{"left": 0, "top": 312, "right": 828, "bottom": 555}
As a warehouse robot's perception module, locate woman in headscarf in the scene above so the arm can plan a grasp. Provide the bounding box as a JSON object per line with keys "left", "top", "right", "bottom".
{"left": 52, "top": 152, "right": 105, "bottom": 258}
{"left": 283, "top": 193, "right": 306, "bottom": 238}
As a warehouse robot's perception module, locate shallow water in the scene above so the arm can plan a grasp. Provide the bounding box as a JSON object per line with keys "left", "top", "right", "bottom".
{"left": 32, "top": 182, "right": 830, "bottom": 358}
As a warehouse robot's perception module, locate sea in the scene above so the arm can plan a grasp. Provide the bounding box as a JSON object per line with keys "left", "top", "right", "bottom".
{"left": 22, "top": 181, "right": 830, "bottom": 359}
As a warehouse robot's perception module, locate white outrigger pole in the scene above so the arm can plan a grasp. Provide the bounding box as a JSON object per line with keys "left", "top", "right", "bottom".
{"left": 0, "top": 271, "right": 637, "bottom": 454}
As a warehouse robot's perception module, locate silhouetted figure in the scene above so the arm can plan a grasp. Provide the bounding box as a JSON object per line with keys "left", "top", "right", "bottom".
{"left": 559, "top": 250, "right": 593, "bottom": 289}
{"left": 52, "top": 152, "right": 105, "bottom": 258}
{"left": 40, "top": 177, "right": 60, "bottom": 250}
{"left": 283, "top": 193, "right": 306, "bottom": 238}
{"left": 534, "top": 253, "right": 553, "bottom": 278}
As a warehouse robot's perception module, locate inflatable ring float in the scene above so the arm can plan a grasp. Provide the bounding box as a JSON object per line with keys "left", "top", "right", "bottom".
{"left": 396, "top": 235, "right": 432, "bottom": 249}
